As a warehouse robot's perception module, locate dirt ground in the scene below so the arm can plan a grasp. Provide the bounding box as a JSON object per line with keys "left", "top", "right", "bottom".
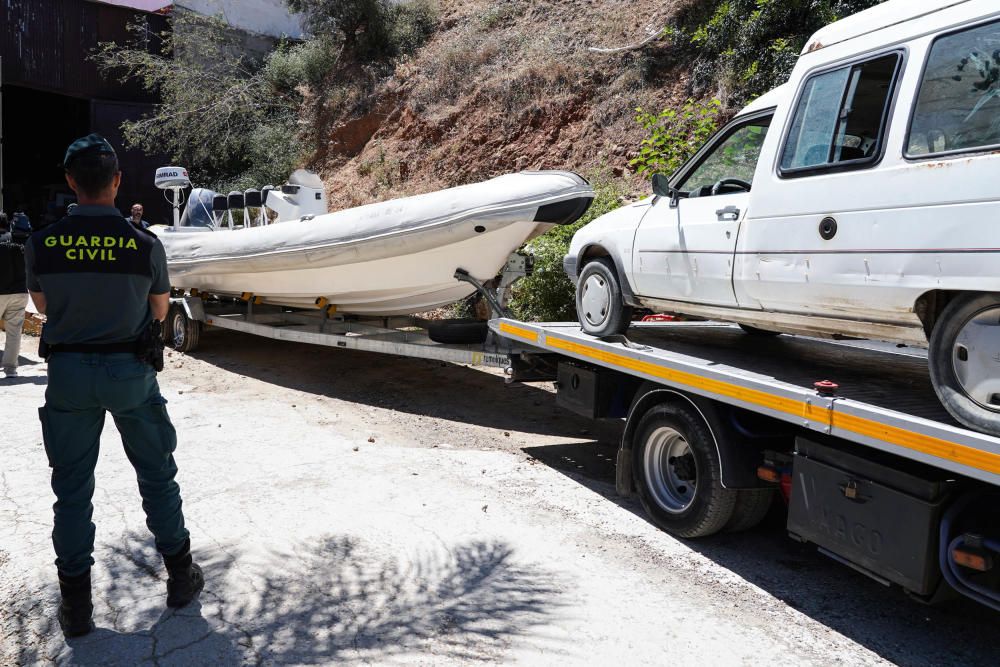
{"left": 2, "top": 327, "right": 999, "bottom": 665}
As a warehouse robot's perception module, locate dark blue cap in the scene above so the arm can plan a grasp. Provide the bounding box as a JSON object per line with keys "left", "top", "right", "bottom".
{"left": 64, "top": 134, "right": 117, "bottom": 169}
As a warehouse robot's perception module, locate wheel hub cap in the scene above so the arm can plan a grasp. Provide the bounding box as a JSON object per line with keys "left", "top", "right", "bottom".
{"left": 172, "top": 315, "right": 185, "bottom": 347}
{"left": 581, "top": 274, "right": 611, "bottom": 327}
{"left": 953, "top": 306, "right": 1000, "bottom": 411}
{"left": 643, "top": 427, "right": 697, "bottom": 514}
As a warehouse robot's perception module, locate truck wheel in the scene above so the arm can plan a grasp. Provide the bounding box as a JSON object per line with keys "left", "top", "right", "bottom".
{"left": 929, "top": 293, "right": 1000, "bottom": 435}
{"left": 168, "top": 305, "right": 201, "bottom": 354}
{"left": 724, "top": 489, "right": 774, "bottom": 532}
{"left": 632, "top": 402, "right": 737, "bottom": 538}
{"left": 576, "top": 258, "right": 632, "bottom": 337}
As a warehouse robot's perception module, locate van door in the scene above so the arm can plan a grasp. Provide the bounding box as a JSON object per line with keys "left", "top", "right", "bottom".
{"left": 735, "top": 51, "right": 906, "bottom": 321}
{"left": 633, "top": 114, "right": 772, "bottom": 307}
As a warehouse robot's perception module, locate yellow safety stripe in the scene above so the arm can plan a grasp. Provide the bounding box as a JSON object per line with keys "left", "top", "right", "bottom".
{"left": 498, "top": 322, "right": 540, "bottom": 344}
{"left": 500, "top": 322, "right": 1000, "bottom": 476}
{"left": 544, "top": 335, "right": 828, "bottom": 425}
{"left": 832, "top": 412, "right": 1000, "bottom": 476}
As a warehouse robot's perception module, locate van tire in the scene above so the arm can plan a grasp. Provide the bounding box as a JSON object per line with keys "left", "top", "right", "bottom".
{"left": 929, "top": 292, "right": 1000, "bottom": 435}
{"left": 632, "top": 402, "right": 737, "bottom": 538}
{"left": 576, "top": 258, "right": 632, "bottom": 337}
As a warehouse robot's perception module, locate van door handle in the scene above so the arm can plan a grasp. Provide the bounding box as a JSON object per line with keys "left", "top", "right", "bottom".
{"left": 716, "top": 206, "right": 740, "bottom": 221}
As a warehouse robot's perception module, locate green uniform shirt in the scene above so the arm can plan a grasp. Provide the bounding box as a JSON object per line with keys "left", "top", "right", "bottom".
{"left": 25, "top": 205, "right": 170, "bottom": 345}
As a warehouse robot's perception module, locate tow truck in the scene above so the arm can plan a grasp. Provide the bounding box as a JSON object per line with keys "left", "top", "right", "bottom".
{"left": 167, "top": 272, "right": 1000, "bottom": 612}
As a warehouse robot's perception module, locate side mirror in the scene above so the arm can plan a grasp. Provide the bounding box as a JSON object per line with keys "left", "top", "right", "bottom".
{"left": 651, "top": 173, "right": 672, "bottom": 198}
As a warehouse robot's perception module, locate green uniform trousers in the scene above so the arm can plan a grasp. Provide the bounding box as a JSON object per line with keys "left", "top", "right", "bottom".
{"left": 39, "top": 352, "right": 189, "bottom": 576}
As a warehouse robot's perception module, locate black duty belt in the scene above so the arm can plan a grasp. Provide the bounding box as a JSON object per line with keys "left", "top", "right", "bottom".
{"left": 48, "top": 341, "right": 138, "bottom": 354}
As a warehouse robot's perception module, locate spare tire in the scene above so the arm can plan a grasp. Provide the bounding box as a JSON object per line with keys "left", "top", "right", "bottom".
{"left": 427, "top": 319, "right": 489, "bottom": 345}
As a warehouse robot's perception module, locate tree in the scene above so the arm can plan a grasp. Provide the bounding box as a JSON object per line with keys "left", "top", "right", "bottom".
{"left": 93, "top": 12, "right": 308, "bottom": 191}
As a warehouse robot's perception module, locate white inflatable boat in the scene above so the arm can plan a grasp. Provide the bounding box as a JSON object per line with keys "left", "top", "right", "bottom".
{"left": 154, "top": 170, "right": 594, "bottom": 315}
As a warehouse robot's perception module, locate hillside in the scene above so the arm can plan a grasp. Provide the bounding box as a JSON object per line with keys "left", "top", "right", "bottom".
{"left": 313, "top": 0, "right": 687, "bottom": 207}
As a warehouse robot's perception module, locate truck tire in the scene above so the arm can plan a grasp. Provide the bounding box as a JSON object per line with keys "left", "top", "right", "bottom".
{"left": 168, "top": 305, "right": 201, "bottom": 353}
{"left": 929, "top": 292, "right": 1000, "bottom": 435}
{"left": 724, "top": 489, "right": 774, "bottom": 532}
{"left": 632, "top": 402, "right": 737, "bottom": 538}
{"left": 576, "top": 258, "right": 633, "bottom": 337}
{"left": 427, "top": 319, "right": 489, "bottom": 345}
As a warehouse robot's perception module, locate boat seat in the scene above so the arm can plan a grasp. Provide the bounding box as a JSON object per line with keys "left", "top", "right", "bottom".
{"left": 244, "top": 189, "right": 263, "bottom": 208}
{"left": 213, "top": 194, "right": 229, "bottom": 212}
{"left": 227, "top": 191, "right": 245, "bottom": 210}
{"left": 261, "top": 185, "right": 275, "bottom": 207}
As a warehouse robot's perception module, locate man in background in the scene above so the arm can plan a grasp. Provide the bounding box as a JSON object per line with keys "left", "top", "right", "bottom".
{"left": 0, "top": 211, "right": 31, "bottom": 378}
{"left": 130, "top": 203, "right": 150, "bottom": 229}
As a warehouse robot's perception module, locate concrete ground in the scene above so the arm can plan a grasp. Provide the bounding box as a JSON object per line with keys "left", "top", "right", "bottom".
{"left": 2, "top": 327, "right": 998, "bottom": 666}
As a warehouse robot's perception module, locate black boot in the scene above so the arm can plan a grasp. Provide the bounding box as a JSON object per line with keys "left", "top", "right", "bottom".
{"left": 162, "top": 539, "right": 204, "bottom": 608}
{"left": 57, "top": 570, "right": 94, "bottom": 638}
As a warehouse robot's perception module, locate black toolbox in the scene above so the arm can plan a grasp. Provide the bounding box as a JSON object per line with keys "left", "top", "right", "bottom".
{"left": 788, "top": 436, "right": 955, "bottom": 595}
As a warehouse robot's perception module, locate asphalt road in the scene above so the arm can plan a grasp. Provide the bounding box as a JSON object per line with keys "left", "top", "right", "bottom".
{"left": 2, "top": 328, "right": 998, "bottom": 665}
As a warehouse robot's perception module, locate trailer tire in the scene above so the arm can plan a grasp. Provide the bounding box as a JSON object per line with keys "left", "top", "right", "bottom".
{"left": 928, "top": 292, "right": 1000, "bottom": 435}
{"left": 168, "top": 305, "right": 201, "bottom": 353}
{"left": 724, "top": 489, "right": 774, "bottom": 532}
{"left": 632, "top": 402, "right": 737, "bottom": 538}
{"left": 427, "top": 319, "right": 489, "bottom": 345}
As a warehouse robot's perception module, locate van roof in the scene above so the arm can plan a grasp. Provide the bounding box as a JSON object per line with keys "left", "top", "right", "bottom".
{"left": 802, "top": 0, "right": 970, "bottom": 54}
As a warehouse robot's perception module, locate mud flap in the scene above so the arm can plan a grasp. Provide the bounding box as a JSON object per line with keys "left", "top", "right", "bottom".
{"left": 616, "top": 447, "right": 633, "bottom": 497}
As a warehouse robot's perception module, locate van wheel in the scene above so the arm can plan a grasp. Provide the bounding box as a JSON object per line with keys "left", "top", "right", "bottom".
{"left": 576, "top": 258, "right": 632, "bottom": 337}
{"left": 168, "top": 305, "right": 201, "bottom": 354}
{"left": 632, "top": 402, "right": 737, "bottom": 538}
{"left": 929, "top": 293, "right": 1000, "bottom": 435}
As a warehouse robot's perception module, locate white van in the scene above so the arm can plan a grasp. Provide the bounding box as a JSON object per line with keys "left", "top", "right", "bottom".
{"left": 565, "top": 0, "right": 1000, "bottom": 434}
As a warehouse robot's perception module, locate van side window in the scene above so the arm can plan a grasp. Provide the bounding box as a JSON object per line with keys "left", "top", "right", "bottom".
{"left": 908, "top": 19, "right": 1000, "bottom": 157}
{"left": 677, "top": 116, "right": 772, "bottom": 196}
{"left": 780, "top": 53, "right": 902, "bottom": 175}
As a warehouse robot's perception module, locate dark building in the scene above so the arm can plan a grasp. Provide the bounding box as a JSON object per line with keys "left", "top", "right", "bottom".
{"left": 0, "top": 0, "right": 172, "bottom": 226}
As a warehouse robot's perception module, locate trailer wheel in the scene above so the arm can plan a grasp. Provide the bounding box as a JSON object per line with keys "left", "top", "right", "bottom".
{"left": 724, "top": 489, "right": 774, "bottom": 532}
{"left": 929, "top": 292, "right": 1000, "bottom": 435}
{"left": 576, "top": 258, "right": 632, "bottom": 337}
{"left": 632, "top": 402, "right": 737, "bottom": 538}
{"left": 168, "top": 305, "right": 201, "bottom": 353}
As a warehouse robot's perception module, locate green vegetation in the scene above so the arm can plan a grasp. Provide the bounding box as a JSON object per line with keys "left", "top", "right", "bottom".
{"left": 95, "top": 1, "right": 436, "bottom": 192}
{"left": 630, "top": 98, "right": 723, "bottom": 179}
{"left": 508, "top": 179, "right": 626, "bottom": 322}
{"left": 671, "top": 0, "right": 887, "bottom": 105}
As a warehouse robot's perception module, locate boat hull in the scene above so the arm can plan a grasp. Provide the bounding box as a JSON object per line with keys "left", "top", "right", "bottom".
{"left": 158, "top": 171, "right": 594, "bottom": 315}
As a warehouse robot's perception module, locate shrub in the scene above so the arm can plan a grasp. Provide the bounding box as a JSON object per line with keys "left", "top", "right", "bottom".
{"left": 672, "top": 0, "right": 887, "bottom": 105}
{"left": 630, "top": 98, "right": 723, "bottom": 179}
{"left": 285, "top": 0, "right": 437, "bottom": 61}
{"left": 508, "top": 179, "right": 626, "bottom": 322}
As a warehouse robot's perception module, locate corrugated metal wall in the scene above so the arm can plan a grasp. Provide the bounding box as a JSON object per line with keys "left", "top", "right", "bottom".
{"left": 0, "top": 0, "right": 167, "bottom": 101}
{"left": 1, "top": 0, "right": 172, "bottom": 223}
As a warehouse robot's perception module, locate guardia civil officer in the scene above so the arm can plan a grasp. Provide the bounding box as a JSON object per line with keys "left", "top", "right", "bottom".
{"left": 24, "top": 135, "right": 203, "bottom": 638}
